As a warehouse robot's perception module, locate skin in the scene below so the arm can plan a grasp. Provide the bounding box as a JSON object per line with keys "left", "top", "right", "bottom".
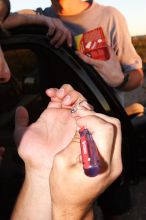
{"left": 51, "top": 0, "right": 90, "bottom": 16}
{"left": 3, "top": 13, "right": 72, "bottom": 48}
{"left": 76, "top": 48, "right": 143, "bottom": 91}
{"left": 11, "top": 104, "right": 76, "bottom": 220}
{"left": 50, "top": 110, "right": 122, "bottom": 220}
{"left": 0, "top": 0, "right": 11, "bottom": 83}
{"left": 51, "top": 0, "right": 144, "bottom": 91}
{"left": 0, "top": 46, "right": 11, "bottom": 83}
{"left": 47, "top": 84, "right": 122, "bottom": 219}
{"left": 0, "top": 0, "right": 11, "bottom": 159}
{"left": 11, "top": 84, "right": 122, "bottom": 220}
{"left": 5, "top": 0, "right": 143, "bottom": 90}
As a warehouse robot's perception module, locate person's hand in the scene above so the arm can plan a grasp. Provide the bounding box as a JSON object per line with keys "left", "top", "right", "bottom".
{"left": 0, "top": 146, "right": 5, "bottom": 165}
{"left": 12, "top": 104, "right": 76, "bottom": 220}
{"left": 45, "top": 17, "right": 72, "bottom": 48}
{"left": 76, "top": 46, "right": 124, "bottom": 87}
{"left": 0, "top": 46, "right": 11, "bottom": 83}
{"left": 46, "top": 83, "right": 93, "bottom": 110}
{"left": 14, "top": 104, "right": 76, "bottom": 176}
{"left": 50, "top": 109, "right": 122, "bottom": 219}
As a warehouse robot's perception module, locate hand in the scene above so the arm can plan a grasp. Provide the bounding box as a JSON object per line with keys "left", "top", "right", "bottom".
{"left": 45, "top": 17, "right": 72, "bottom": 48}
{"left": 12, "top": 104, "right": 77, "bottom": 220}
{"left": 14, "top": 104, "right": 76, "bottom": 175}
{"left": 76, "top": 47, "right": 124, "bottom": 87}
{"left": 46, "top": 83, "right": 92, "bottom": 110}
{"left": 0, "top": 146, "right": 5, "bottom": 165}
{"left": 50, "top": 109, "right": 122, "bottom": 219}
{"left": 0, "top": 46, "right": 11, "bottom": 83}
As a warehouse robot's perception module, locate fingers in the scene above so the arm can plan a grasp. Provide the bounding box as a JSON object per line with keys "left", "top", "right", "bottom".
{"left": 95, "top": 112, "right": 123, "bottom": 180}
{"left": 0, "top": 146, "right": 5, "bottom": 165}
{"left": 15, "top": 106, "right": 29, "bottom": 127}
{"left": 75, "top": 109, "right": 122, "bottom": 180}
{"left": 79, "top": 116, "right": 114, "bottom": 161}
{"left": 47, "top": 24, "right": 56, "bottom": 36}
{"left": 75, "top": 50, "right": 102, "bottom": 66}
{"left": 46, "top": 88, "right": 63, "bottom": 108}
{"left": 50, "top": 29, "right": 64, "bottom": 47}
{"left": 46, "top": 84, "right": 85, "bottom": 107}
{"left": 66, "top": 32, "right": 73, "bottom": 48}
{"left": 14, "top": 106, "right": 29, "bottom": 146}
{"left": 60, "top": 84, "right": 85, "bottom": 106}
{"left": 47, "top": 18, "right": 72, "bottom": 48}
{"left": 50, "top": 29, "right": 72, "bottom": 48}
{"left": 107, "top": 46, "right": 117, "bottom": 58}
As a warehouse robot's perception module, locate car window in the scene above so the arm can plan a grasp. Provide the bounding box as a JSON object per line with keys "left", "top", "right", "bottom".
{"left": 4, "top": 49, "right": 39, "bottom": 93}
{"left": 0, "top": 26, "right": 140, "bottom": 220}
{"left": 0, "top": 48, "right": 42, "bottom": 129}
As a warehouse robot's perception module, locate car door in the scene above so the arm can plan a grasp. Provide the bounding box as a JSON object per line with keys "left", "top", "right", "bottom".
{"left": 0, "top": 25, "right": 140, "bottom": 219}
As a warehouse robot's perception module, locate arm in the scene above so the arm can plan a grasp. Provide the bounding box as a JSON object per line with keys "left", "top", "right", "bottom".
{"left": 76, "top": 48, "right": 144, "bottom": 91}
{"left": 11, "top": 107, "right": 51, "bottom": 220}
{"left": 11, "top": 103, "right": 76, "bottom": 219}
{"left": 122, "top": 68, "right": 143, "bottom": 91}
{"left": 11, "top": 169, "right": 52, "bottom": 220}
{"left": 0, "top": 46, "right": 11, "bottom": 83}
{"left": 46, "top": 84, "right": 122, "bottom": 219}
{"left": 0, "top": 146, "right": 5, "bottom": 165}
{"left": 3, "top": 13, "right": 72, "bottom": 48}
{"left": 3, "top": 13, "right": 50, "bottom": 29}
{"left": 50, "top": 109, "right": 122, "bottom": 220}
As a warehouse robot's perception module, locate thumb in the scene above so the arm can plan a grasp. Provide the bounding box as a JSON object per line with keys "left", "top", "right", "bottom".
{"left": 75, "top": 50, "right": 103, "bottom": 66}
{"left": 14, "top": 106, "right": 29, "bottom": 146}
{"left": 107, "top": 46, "right": 116, "bottom": 57}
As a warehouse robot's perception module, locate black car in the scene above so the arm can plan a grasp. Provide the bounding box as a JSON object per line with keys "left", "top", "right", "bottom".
{"left": 0, "top": 25, "right": 146, "bottom": 220}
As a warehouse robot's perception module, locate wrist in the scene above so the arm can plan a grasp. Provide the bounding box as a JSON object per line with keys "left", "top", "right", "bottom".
{"left": 40, "top": 15, "right": 50, "bottom": 26}
{"left": 25, "top": 165, "right": 51, "bottom": 181}
{"left": 52, "top": 204, "right": 93, "bottom": 220}
{"left": 115, "top": 73, "right": 130, "bottom": 90}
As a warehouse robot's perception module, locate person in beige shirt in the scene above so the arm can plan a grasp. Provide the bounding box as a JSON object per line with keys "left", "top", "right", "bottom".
{"left": 4, "top": 0, "right": 144, "bottom": 104}
{"left": 34, "top": 0, "right": 143, "bottom": 104}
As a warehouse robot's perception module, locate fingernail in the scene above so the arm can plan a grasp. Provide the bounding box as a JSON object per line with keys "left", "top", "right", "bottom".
{"left": 57, "top": 88, "right": 64, "bottom": 97}
{"left": 63, "top": 95, "right": 71, "bottom": 104}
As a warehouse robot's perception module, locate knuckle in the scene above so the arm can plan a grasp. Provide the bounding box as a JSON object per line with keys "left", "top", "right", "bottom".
{"left": 105, "top": 122, "right": 114, "bottom": 133}
{"left": 53, "top": 153, "right": 65, "bottom": 169}
{"left": 116, "top": 162, "right": 123, "bottom": 177}
{"left": 111, "top": 162, "right": 123, "bottom": 181}
{"left": 104, "top": 167, "right": 111, "bottom": 178}
{"left": 113, "top": 118, "right": 121, "bottom": 128}
{"left": 62, "top": 83, "right": 73, "bottom": 90}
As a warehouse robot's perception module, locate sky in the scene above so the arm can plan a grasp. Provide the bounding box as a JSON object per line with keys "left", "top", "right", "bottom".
{"left": 10, "top": 0, "right": 146, "bottom": 36}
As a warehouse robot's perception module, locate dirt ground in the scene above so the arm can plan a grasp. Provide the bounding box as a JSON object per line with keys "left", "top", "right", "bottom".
{"left": 124, "top": 70, "right": 146, "bottom": 107}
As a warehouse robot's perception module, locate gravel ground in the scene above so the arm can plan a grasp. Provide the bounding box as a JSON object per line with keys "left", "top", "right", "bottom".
{"left": 124, "top": 71, "right": 146, "bottom": 107}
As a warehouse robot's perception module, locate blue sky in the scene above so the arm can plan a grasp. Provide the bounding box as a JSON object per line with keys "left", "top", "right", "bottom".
{"left": 10, "top": 0, "right": 146, "bottom": 36}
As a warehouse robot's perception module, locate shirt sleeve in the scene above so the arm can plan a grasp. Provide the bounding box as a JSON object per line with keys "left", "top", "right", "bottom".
{"left": 35, "top": 7, "right": 44, "bottom": 15}
{"left": 108, "top": 7, "right": 142, "bottom": 72}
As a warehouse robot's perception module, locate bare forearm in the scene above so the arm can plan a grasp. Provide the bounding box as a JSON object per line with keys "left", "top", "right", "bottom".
{"left": 11, "top": 169, "right": 51, "bottom": 220}
{"left": 52, "top": 205, "right": 94, "bottom": 220}
{"left": 3, "top": 13, "right": 48, "bottom": 30}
